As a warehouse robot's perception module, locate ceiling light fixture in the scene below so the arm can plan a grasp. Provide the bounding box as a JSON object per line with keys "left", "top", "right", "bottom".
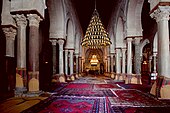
{"left": 81, "top": 1, "right": 111, "bottom": 49}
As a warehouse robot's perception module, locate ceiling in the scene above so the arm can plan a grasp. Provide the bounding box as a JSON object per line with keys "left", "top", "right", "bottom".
{"left": 72, "top": 0, "right": 116, "bottom": 34}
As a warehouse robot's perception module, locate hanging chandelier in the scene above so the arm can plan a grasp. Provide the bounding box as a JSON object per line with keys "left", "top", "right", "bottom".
{"left": 81, "top": 8, "right": 112, "bottom": 49}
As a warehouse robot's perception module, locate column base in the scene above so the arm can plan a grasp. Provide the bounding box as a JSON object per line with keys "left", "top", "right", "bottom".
{"left": 15, "top": 87, "right": 27, "bottom": 97}
{"left": 25, "top": 90, "right": 43, "bottom": 97}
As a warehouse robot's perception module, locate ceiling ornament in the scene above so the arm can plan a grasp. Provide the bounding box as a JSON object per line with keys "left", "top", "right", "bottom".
{"left": 81, "top": 2, "right": 111, "bottom": 49}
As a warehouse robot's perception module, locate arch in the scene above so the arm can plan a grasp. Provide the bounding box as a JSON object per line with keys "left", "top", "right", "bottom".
{"left": 65, "top": 19, "right": 75, "bottom": 49}
{"left": 74, "top": 33, "right": 80, "bottom": 54}
{"left": 126, "top": 0, "right": 144, "bottom": 37}
{"left": 140, "top": 39, "right": 150, "bottom": 56}
{"left": 109, "top": 32, "right": 115, "bottom": 54}
{"left": 48, "top": 0, "right": 65, "bottom": 38}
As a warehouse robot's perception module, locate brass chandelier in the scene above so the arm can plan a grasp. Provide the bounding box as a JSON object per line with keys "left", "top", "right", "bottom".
{"left": 81, "top": 7, "right": 111, "bottom": 49}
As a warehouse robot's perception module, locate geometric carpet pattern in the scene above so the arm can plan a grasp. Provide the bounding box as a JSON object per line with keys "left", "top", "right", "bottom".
{"left": 22, "top": 76, "right": 170, "bottom": 113}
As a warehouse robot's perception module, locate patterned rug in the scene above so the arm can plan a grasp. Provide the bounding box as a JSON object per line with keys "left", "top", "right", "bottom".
{"left": 65, "top": 83, "right": 94, "bottom": 89}
{"left": 110, "top": 106, "right": 170, "bottom": 113}
{"left": 22, "top": 96, "right": 110, "bottom": 113}
{"left": 94, "top": 84, "right": 122, "bottom": 90}
{"left": 56, "top": 88, "right": 116, "bottom": 97}
{"left": 108, "top": 89, "right": 169, "bottom": 107}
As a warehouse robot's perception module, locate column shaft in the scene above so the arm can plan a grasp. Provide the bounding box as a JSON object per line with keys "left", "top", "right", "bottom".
{"left": 69, "top": 50, "right": 74, "bottom": 75}
{"left": 116, "top": 49, "right": 121, "bottom": 74}
{"left": 122, "top": 48, "right": 126, "bottom": 74}
{"left": 65, "top": 50, "right": 68, "bottom": 75}
{"left": 75, "top": 55, "right": 79, "bottom": 74}
{"left": 27, "top": 14, "right": 42, "bottom": 92}
{"left": 13, "top": 14, "right": 27, "bottom": 93}
{"left": 127, "top": 38, "right": 132, "bottom": 74}
{"left": 151, "top": 6, "right": 170, "bottom": 77}
{"left": 58, "top": 39, "right": 65, "bottom": 74}
{"left": 134, "top": 38, "right": 142, "bottom": 74}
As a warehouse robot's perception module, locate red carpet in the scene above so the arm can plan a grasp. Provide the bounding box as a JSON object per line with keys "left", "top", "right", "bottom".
{"left": 22, "top": 96, "right": 109, "bottom": 113}
{"left": 22, "top": 76, "right": 170, "bottom": 113}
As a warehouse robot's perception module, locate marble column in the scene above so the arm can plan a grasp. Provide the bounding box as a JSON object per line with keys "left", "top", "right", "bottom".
{"left": 65, "top": 50, "right": 68, "bottom": 75}
{"left": 50, "top": 39, "right": 57, "bottom": 75}
{"left": 81, "top": 57, "right": 84, "bottom": 72}
{"left": 2, "top": 27, "right": 17, "bottom": 57}
{"left": 27, "top": 14, "right": 42, "bottom": 92}
{"left": 69, "top": 50, "right": 74, "bottom": 75}
{"left": 75, "top": 54, "right": 79, "bottom": 74}
{"left": 151, "top": 6, "right": 170, "bottom": 77}
{"left": 79, "top": 57, "right": 82, "bottom": 74}
{"left": 153, "top": 52, "right": 157, "bottom": 73}
{"left": 115, "top": 48, "right": 121, "bottom": 74}
{"left": 134, "top": 38, "right": 142, "bottom": 74}
{"left": 149, "top": 56, "right": 152, "bottom": 73}
{"left": 127, "top": 38, "right": 133, "bottom": 74}
{"left": 13, "top": 14, "right": 27, "bottom": 94}
{"left": 122, "top": 48, "right": 126, "bottom": 74}
{"left": 107, "top": 56, "right": 110, "bottom": 73}
{"left": 110, "top": 54, "right": 114, "bottom": 73}
{"left": 58, "top": 39, "right": 65, "bottom": 74}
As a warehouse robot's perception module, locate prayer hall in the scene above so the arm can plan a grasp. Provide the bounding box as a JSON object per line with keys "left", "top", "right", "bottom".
{"left": 1, "top": 0, "right": 170, "bottom": 113}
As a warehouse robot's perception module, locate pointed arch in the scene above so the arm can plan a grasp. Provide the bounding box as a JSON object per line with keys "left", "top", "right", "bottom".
{"left": 48, "top": 0, "right": 65, "bottom": 39}
{"left": 65, "top": 19, "right": 75, "bottom": 49}
{"left": 126, "top": 0, "right": 144, "bottom": 37}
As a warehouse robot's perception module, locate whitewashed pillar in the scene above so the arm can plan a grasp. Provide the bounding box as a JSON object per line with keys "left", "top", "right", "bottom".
{"left": 151, "top": 6, "right": 170, "bottom": 77}
{"left": 58, "top": 39, "right": 65, "bottom": 74}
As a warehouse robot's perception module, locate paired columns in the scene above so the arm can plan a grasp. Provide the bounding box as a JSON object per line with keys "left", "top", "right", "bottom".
{"left": 151, "top": 6, "right": 170, "bottom": 77}
{"left": 13, "top": 13, "right": 42, "bottom": 94}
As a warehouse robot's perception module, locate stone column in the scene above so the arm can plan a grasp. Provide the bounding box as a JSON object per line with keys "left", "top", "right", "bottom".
{"left": 134, "top": 38, "right": 142, "bottom": 74}
{"left": 122, "top": 48, "right": 126, "bottom": 74}
{"left": 115, "top": 48, "right": 121, "bottom": 74}
{"left": 65, "top": 50, "right": 69, "bottom": 75}
{"left": 27, "top": 14, "right": 42, "bottom": 92}
{"left": 58, "top": 39, "right": 65, "bottom": 74}
{"left": 151, "top": 6, "right": 170, "bottom": 77}
{"left": 69, "top": 50, "right": 74, "bottom": 75}
{"left": 127, "top": 38, "right": 133, "bottom": 74}
{"left": 107, "top": 56, "right": 110, "bottom": 73}
{"left": 81, "top": 57, "right": 84, "bottom": 72}
{"left": 50, "top": 39, "right": 57, "bottom": 75}
{"left": 149, "top": 55, "right": 152, "bottom": 73}
{"left": 2, "top": 27, "right": 17, "bottom": 57}
{"left": 13, "top": 14, "right": 27, "bottom": 95}
{"left": 153, "top": 52, "right": 157, "bottom": 73}
{"left": 79, "top": 57, "right": 82, "bottom": 74}
{"left": 75, "top": 54, "right": 79, "bottom": 74}
{"left": 110, "top": 54, "right": 114, "bottom": 73}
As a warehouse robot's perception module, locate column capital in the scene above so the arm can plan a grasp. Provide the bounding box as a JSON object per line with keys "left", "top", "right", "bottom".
{"left": 57, "top": 39, "right": 65, "bottom": 45}
{"left": 27, "top": 14, "right": 42, "bottom": 27}
{"left": 126, "top": 37, "right": 133, "bottom": 42}
{"left": 121, "top": 48, "right": 127, "bottom": 53}
{"left": 50, "top": 39, "right": 57, "bottom": 46}
{"left": 134, "top": 37, "right": 142, "bottom": 45}
{"left": 13, "top": 14, "right": 27, "bottom": 27}
{"left": 150, "top": 6, "right": 170, "bottom": 22}
{"left": 2, "top": 27, "right": 17, "bottom": 40}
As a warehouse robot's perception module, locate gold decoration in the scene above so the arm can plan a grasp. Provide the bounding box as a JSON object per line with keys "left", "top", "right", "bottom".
{"left": 81, "top": 9, "right": 111, "bottom": 49}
